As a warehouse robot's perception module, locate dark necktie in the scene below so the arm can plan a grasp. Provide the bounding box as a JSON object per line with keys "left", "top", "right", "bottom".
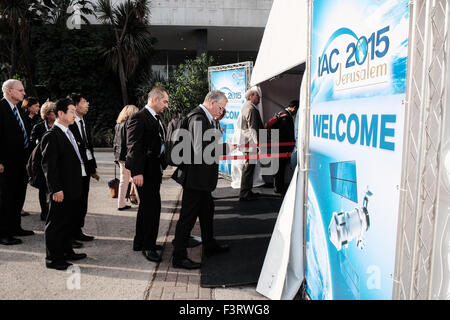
{"left": 12, "top": 106, "right": 29, "bottom": 148}
{"left": 79, "top": 119, "right": 88, "bottom": 147}
{"left": 155, "top": 115, "right": 165, "bottom": 142}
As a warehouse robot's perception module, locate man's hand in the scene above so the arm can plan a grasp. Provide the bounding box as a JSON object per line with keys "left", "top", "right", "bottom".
{"left": 91, "top": 173, "right": 100, "bottom": 181}
{"left": 0, "top": 163, "right": 4, "bottom": 174}
{"left": 133, "top": 174, "right": 144, "bottom": 187}
{"left": 53, "top": 191, "right": 64, "bottom": 203}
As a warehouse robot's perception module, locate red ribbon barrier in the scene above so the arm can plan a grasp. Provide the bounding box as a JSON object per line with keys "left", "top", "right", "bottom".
{"left": 220, "top": 152, "right": 292, "bottom": 161}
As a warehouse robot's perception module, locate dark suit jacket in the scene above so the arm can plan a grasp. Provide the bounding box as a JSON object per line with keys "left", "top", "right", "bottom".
{"left": 0, "top": 98, "right": 32, "bottom": 170}
{"left": 69, "top": 119, "right": 97, "bottom": 175}
{"left": 271, "top": 109, "right": 296, "bottom": 153}
{"left": 182, "top": 106, "right": 228, "bottom": 192}
{"left": 40, "top": 125, "right": 83, "bottom": 200}
{"left": 126, "top": 108, "right": 166, "bottom": 184}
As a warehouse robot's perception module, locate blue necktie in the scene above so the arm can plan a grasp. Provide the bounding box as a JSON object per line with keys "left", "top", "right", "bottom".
{"left": 12, "top": 106, "right": 29, "bottom": 148}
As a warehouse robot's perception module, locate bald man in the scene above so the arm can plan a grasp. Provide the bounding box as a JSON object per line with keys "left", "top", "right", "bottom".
{"left": 0, "top": 79, "right": 35, "bottom": 245}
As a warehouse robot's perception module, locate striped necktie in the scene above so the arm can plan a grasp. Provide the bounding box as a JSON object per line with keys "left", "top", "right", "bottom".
{"left": 12, "top": 106, "right": 29, "bottom": 148}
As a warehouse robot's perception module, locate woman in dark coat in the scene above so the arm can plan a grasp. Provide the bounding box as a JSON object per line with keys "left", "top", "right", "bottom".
{"left": 113, "top": 105, "right": 139, "bottom": 210}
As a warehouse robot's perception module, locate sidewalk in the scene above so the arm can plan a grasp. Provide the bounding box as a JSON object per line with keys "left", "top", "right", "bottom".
{"left": 0, "top": 151, "right": 267, "bottom": 300}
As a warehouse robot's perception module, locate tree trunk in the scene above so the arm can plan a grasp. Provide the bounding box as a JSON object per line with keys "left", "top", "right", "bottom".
{"left": 10, "top": 25, "right": 17, "bottom": 77}
{"left": 117, "top": 47, "right": 128, "bottom": 105}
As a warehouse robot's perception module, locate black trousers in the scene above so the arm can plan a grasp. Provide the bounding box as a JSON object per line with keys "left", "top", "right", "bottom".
{"left": 73, "top": 175, "right": 90, "bottom": 236}
{"left": 274, "top": 157, "right": 290, "bottom": 192}
{"left": 45, "top": 198, "right": 79, "bottom": 261}
{"left": 173, "top": 188, "right": 214, "bottom": 259}
{"left": 134, "top": 180, "right": 161, "bottom": 250}
{"left": 0, "top": 167, "right": 27, "bottom": 237}
{"left": 239, "top": 157, "right": 256, "bottom": 198}
{"left": 38, "top": 186, "right": 48, "bottom": 219}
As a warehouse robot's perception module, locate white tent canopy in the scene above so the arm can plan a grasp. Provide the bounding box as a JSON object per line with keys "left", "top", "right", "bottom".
{"left": 250, "top": 0, "right": 308, "bottom": 87}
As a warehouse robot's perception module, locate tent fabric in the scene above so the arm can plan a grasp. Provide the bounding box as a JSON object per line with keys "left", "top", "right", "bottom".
{"left": 250, "top": 0, "right": 308, "bottom": 87}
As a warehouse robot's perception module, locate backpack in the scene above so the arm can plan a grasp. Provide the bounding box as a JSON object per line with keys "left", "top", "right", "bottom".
{"left": 165, "top": 113, "right": 191, "bottom": 167}
{"left": 264, "top": 110, "right": 290, "bottom": 130}
{"left": 26, "top": 143, "right": 46, "bottom": 189}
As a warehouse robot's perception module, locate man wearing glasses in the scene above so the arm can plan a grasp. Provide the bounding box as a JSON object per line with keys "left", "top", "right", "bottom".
{"left": 68, "top": 93, "right": 98, "bottom": 246}
{"left": 0, "top": 79, "right": 35, "bottom": 245}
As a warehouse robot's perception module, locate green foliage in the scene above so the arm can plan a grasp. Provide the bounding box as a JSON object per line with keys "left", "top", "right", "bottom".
{"left": 162, "top": 53, "right": 213, "bottom": 122}
{"left": 31, "top": 25, "right": 123, "bottom": 146}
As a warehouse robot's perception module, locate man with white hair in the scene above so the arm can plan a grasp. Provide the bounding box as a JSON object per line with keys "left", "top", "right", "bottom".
{"left": 239, "top": 88, "right": 264, "bottom": 201}
{"left": 0, "top": 79, "right": 35, "bottom": 245}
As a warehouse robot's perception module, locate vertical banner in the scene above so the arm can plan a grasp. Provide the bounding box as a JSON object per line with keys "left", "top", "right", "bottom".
{"left": 210, "top": 64, "right": 251, "bottom": 174}
{"left": 305, "top": 0, "right": 410, "bottom": 299}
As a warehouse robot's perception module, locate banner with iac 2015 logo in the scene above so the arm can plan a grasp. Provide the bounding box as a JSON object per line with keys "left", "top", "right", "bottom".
{"left": 305, "top": 0, "right": 410, "bottom": 300}
{"left": 211, "top": 68, "right": 247, "bottom": 175}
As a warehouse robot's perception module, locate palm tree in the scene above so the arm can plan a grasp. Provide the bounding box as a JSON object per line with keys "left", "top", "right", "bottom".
{"left": 97, "top": 0, "right": 155, "bottom": 105}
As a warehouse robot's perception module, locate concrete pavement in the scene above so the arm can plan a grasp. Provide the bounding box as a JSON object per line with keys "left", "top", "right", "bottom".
{"left": 0, "top": 151, "right": 267, "bottom": 300}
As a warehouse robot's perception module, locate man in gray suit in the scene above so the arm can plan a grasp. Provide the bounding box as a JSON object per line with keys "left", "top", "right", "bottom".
{"left": 239, "top": 89, "right": 264, "bottom": 201}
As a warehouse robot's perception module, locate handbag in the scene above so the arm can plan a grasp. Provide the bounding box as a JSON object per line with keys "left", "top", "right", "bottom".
{"left": 107, "top": 164, "right": 120, "bottom": 198}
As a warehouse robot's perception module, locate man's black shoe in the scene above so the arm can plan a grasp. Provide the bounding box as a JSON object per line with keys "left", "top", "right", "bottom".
{"left": 64, "top": 252, "right": 87, "bottom": 261}
{"left": 14, "top": 229, "right": 35, "bottom": 237}
{"left": 0, "top": 236, "right": 22, "bottom": 245}
{"left": 203, "top": 243, "right": 230, "bottom": 257}
{"left": 75, "top": 232, "right": 94, "bottom": 242}
{"left": 172, "top": 257, "right": 201, "bottom": 270}
{"left": 46, "top": 260, "right": 72, "bottom": 270}
{"left": 142, "top": 250, "right": 161, "bottom": 263}
{"left": 118, "top": 205, "right": 131, "bottom": 211}
{"left": 72, "top": 240, "right": 83, "bottom": 249}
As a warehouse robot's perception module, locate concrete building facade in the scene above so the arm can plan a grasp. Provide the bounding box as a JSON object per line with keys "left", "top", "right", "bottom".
{"left": 146, "top": 0, "right": 273, "bottom": 78}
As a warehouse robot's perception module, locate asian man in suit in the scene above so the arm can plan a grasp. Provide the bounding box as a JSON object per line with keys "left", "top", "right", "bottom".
{"left": 126, "top": 86, "right": 169, "bottom": 263}
{"left": 0, "top": 79, "right": 35, "bottom": 245}
{"left": 68, "top": 93, "right": 97, "bottom": 243}
{"left": 41, "top": 98, "right": 87, "bottom": 270}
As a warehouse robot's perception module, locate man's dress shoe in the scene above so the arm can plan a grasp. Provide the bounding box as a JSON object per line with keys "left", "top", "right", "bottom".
{"left": 64, "top": 252, "right": 87, "bottom": 261}
{"left": 172, "top": 257, "right": 201, "bottom": 270}
{"left": 203, "top": 243, "right": 230, "bottom": 257}
{"left": 75, "top": 232, "right": 94, "bottom": 242}
{"left": 46, "top": 260, "right": 72, "bottom": 270}
{"left": 72, "top": 240, "right": 83, "bottom": 249}
{"left": 142, "top": 250, "right": 162, "bottom": 262}
{"left": 14, "top": 229, "right": 35, "bottom": 236}
{"left": 0, "top": 236, "right": 22, "bottom": 245}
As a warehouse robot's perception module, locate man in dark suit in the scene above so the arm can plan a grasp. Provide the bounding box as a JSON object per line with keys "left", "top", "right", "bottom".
{"left": 41, "top": 98, "right": 87, "bottom": 270}
{"left": 239, "top": 89, "right": 264, "bottom": 201}
{"left": 0, "top": 79, "right": 35, "bottom": 245}
{"left": 68, "top": 93, "right": 97, "bottom": 243}
{"left": 266, "top": 100, "right": 299, "bottom": 194}
{"left": 171, "top": 90, "right": 234, "bottom": 270}
{"left": 126, "top": 86, "right": 169, "bottom": 263}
